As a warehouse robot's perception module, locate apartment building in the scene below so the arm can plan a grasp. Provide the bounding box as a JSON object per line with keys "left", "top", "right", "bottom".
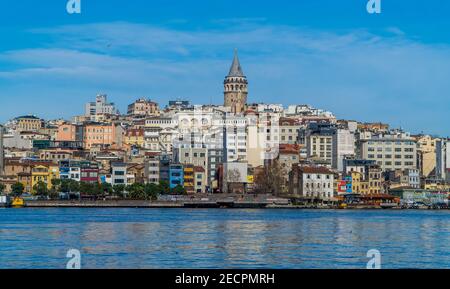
{"left": 85, "top": 94, "right": 119, "bottom": 117}
{"left": 289, "top": 165, "right": 335, "bottom": 200}
{"left": 83, "top": 123, "right": 117, "bottom": 149}
{"left": 194, "top": 166, "right": 207, "bottom": 193}
{"left": 305, "top": 123, "right": 334, "bottom": 166}
{"left": 124, "top": 128, "right": 145, "bottom": 147}
{"left": 436, "top": 139, "right": 450, "bottom": 181}
{"left": 127, "top": 98, "right": 160, "bottom": 116}
{"left": 414, "top": 135, "right": 437, "bottom": 177}
{"left": 145, "top": 152, "right": 160, "bottom": 184}
{"left": 358, "top": 131, "right": 417, "bottom": 172}
{"left": 56, "top": 123, "right": 83, "bottom": 142}
{"left": 14, "top": 115, "right": 43, "bottom": 132}
{"left": 279, "top": 117, "right": 300, "bottom": 145}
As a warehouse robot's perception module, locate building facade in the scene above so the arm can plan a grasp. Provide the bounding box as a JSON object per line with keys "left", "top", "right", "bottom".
{"left": 436, "top": 139, "right": 450, "bottom": 181}
{"left": 127, "top": 98, "right": 160, "bottom": 116}
{"left": 289, "top": 165, "right": 335, "bottom": 200}
{"left": 85, "top": 94, "right": 119, "bottom": 117}
{"left": 358, "top": 132, "right": 417, "bottom": 172}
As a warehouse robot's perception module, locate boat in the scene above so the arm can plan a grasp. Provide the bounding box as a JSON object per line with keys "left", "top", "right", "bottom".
{"left": 11, "top": 197, "right": 25, "bottom": 208}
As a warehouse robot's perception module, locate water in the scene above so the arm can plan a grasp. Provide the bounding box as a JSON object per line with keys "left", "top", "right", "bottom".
{"left": 0, "top": 208, "right": 449, "bottom": 269}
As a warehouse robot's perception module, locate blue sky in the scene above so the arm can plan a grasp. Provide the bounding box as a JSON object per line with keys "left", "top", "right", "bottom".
{"left": 0, "top": 0, "right": 449, "bottom": 136}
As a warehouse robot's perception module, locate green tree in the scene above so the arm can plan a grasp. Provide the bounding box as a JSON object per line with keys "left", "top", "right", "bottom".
{"left": 100, "top": 182, "right": 113, "bottom": 197}
{"left": 144, "top": 183, "right": 159, "bottom": 200}
{"left": 79, "top": 182, "right": 94, "bottom": 196}
{"left": 113, "top": 184, "right": 126, "bottom": 199}
{"left": 33, "top": 181, "right": 49, "bottom": 197}
{"left": 68, "top": 179, "right": 80, "bottom": 193}
{"left": 158, "top": 181, "right": 170, "bottom": 195}
{"left": 51, "top": 179, "right": 62, "bottom": 191}
{"left": 0, "top": 183, "right": 6, "bottom": 194}
{"left": 60, "top": 179, "right": 71, "bottom": 193}
{"left": 11, "top": 182, "right": 24, "bottom": 197}
{"left": 172, "top": 185, "right": 186, "bottom": 195}
{"left": 127, "top": 183, "right": 146, "bottom": 199}
{"left": 49, "top": 178, "right": 62, "bottom": 199}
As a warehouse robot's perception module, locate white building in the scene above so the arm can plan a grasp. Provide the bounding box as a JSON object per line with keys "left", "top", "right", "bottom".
{"left": 85, "top": 94, "right": 119, "bottom": 117}
{"left": 221, "top": 114, "right": 247, "bottom": 163}
{"left": 285, "top": 104, "right": 335, "bottom": 118}
{"left": 332, "top": 128, "right": 356, "bottom": 171}
{"left": 111, "top": 162, "right": 128, "bottom": 185}
{"left": 436, "top": 139, "right": 450, "bottom": 181}
{"left": 289, "top": 165, "right": 334, "bottom": 200}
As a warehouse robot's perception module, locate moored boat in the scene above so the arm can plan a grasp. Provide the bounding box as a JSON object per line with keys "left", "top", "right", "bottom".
{"left": 11, "top": 197, "right": 25, "bottom": 208}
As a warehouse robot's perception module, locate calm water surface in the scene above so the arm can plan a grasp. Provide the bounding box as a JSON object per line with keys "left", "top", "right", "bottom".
{"left": 0, "top": 208, "right": 449, "bottom": 269}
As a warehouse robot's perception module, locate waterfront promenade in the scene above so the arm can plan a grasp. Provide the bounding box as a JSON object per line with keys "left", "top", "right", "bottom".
{"left": 21, "top": 199, "right": 447, "bottom": 210}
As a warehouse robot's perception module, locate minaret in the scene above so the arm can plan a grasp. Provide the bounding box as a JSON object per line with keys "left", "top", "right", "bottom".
{"left": 224, "top": 49, "right": 248, "bottom": 114}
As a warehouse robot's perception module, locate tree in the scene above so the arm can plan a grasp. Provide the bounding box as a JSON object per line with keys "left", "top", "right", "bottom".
{"left": 79, "top": 182, "right": 95, "bottom": 197}
{"left": 33, "top": 181, "right": 49, "bottom": 197}
{"left": 127, "top": 183, "right": 146, "bottom": 199}
{"left": 158, "top": 181, "right": 170, "bottom": 195}
{"left": 172, "top": 185, "right": 186, "bottom": 195}
{"left": 11, "top": 182, "right": 24, "bottom": 197}
{"left": 144, "top": 183, "right": 159, "bottom": 200}
{"left": 227, "top": 168, "right": 242, "bottom": 194}
{"left": 100, "top": 183, "right": 113, "bottom": 197}
{"left": 51, "top": 179, "right": 62, "bottom": 191}
{"left": 0, "top": 183, "right": 6, "bottom": 194}
{"left": 68, "top": 179, "right": 80, "bottom": 193}
{"left": 49, "top": 178, "right": 62, "bottom": 199}
{"left": 254, "top": 160, "right": 285, "bottom": 195}
{"left": 113, "top": 184, "right": 126, "bottom": 199}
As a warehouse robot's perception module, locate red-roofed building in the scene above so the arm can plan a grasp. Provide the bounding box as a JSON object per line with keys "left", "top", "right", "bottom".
{"left": 289, "top": 165, "right": 335, "bottom": 202}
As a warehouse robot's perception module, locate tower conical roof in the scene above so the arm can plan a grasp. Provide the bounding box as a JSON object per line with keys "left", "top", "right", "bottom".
{"left": 227, "top": 49, "right": 245, "bottom": 77}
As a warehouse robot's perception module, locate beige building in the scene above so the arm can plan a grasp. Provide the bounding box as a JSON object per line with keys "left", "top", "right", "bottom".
{"left": 127, "top": 98, "right": 160, "bottom": 116}
{"left": 279, "top": 118, "right": 301, "bottom": 144}
{"left": 359, "top": 132, "right": 417, "bottom": 172}
{"left": 15, "top": 115, "right": 43, "bottom": 132}
{"left": 413, "top": 135, "right": 436, "bottom": 177}
{"left": 124, "top": 128, "right": 145, "bottom": 147}
{"left": 194, "top": 166, "right": 207, "bottom": 193}
{"left": 83, "top": 123, "right": 119, "bottom": 149}
{"left": 308, "top": 134, "right": 333, "bottom": 165}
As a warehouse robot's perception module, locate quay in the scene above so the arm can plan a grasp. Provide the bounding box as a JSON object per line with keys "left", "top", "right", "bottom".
{"left": 17, "top": 200, "right": 449, "bottom": 209}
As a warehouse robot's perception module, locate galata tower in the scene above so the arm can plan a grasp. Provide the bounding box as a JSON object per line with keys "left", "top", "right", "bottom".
{"left": 224, "top": 49, "right": 248, "bottom": 114}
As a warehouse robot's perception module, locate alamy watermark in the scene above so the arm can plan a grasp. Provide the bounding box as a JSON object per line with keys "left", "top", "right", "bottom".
{"left": 367, "top": 0, "right": 381, "bottom": 14}
{"left": 366, "top": 249, "right": 381, "bottom": 269}
{"left": 65, "top": 1, "right": 379, "bottom": 16}
{"left": 66, "top": 0, "right": 81, "bottom": 14}
{"left": 66, "top": 249, "right": 81, "bottom": 269}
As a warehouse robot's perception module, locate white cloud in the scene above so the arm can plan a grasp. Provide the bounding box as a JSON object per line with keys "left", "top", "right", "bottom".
{"left": 0, "top": 22, "right": 449, "bottom": 136}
